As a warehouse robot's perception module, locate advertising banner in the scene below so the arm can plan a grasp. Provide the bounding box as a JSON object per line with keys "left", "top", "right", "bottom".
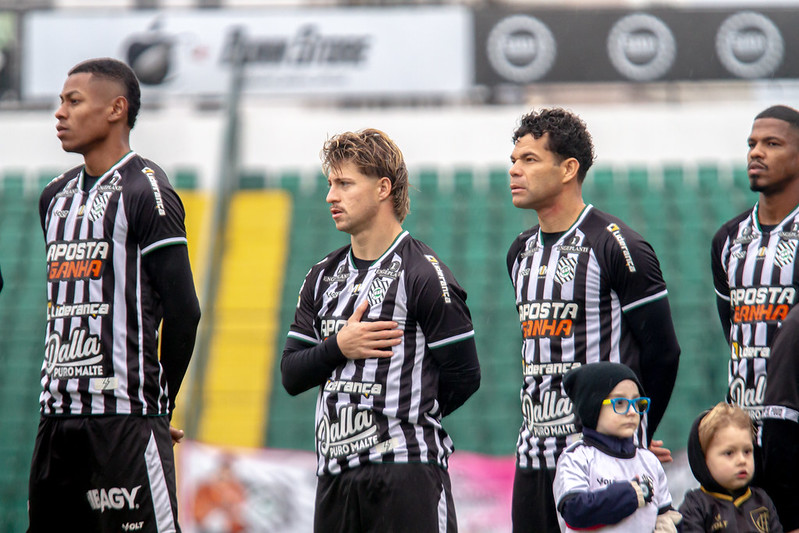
{"left": 23, "top": 7, "right": 471, "bottom": 99}
{"left": 476, "top": 7, "right": 799, "bottom": 84}
{"left": 178, "top": 440, "right": 514, "bottom": 533}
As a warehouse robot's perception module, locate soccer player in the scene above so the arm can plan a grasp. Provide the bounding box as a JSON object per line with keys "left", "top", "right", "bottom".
{"left": 281, "top": 128, "right": 481, "bottom": 533}
{"left": 506, "top": 108, "right": 681, "bottom": 533}
{"left": 711, "top": 104, "right": 799, "bottom": 484}
{"left": 29, "top": 58, "right": 201, "bottom": 532}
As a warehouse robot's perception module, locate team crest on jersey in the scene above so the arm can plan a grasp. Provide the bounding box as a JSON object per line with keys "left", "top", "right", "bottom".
{"left": 554, "top": 256, "right": 578, "bottom": 284}
{"left": 367, "top": 277, "right": 394, "bottom": 307}
{"left": 750, "top": 506, "right": 771, "bottom": 533}
{"left": 775, "top": 239, "right": 796, "bottom": 269}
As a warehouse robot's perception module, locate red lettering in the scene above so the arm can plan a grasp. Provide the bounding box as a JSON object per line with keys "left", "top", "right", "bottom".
{"left": 521, "top": 319, "right": 574, "bottom": 339}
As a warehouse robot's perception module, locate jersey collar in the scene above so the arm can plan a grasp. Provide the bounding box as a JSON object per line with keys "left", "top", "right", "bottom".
{"left": 78, "top": 151, "right": 136, "bottom": 192}
{"left": 348, "top": 230, "right": 409, "bottom": 269}
{"left": 536, "top": 204, "right": 593, "bottom": 247}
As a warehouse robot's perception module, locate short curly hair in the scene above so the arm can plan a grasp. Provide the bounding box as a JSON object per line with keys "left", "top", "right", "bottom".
{"left": 512, "top": 108, "right": 595, "bottom": 183}
{"left": 321, "top": 128, "right": 410, "bottom": 223}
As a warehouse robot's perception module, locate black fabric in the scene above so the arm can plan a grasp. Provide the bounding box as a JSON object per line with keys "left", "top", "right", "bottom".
{"left": 281, "top": 336, "right": 347, "bottom": 395}
{"left": 512, "top": 467, "right": 560, "bottom": 533}
{"left": 558, "top": 478, "right": 638, "bottom": 530}
{"left": 28, "top": 415, "right": 180, "bottom": 533}
{"left": 429, "top": 336, "right": 480, "bottom": 417}
{"left": 625, "top": 297, "right": 680, "bottom": 441}
{"left": 314, "top": 463, "right": 456, "bottom": 533}
{"left": 142, "top": 244, "right": 201, "bottom": 415}
{"left": 762, "top": 419, "right": 799, "bottom": 530}
{"left": 563, "top": 362, "right": 644, "bottom": 431}
{"left": 679, "top": 485, "right": 783, "bottom": 533}
{"left": 582, "top": 427, "right": 637, "bottom": 459}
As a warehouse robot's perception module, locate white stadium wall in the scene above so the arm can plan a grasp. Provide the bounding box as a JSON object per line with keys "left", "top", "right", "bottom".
{"left": 0, "top": 100, "right": 781, "bottom": 189}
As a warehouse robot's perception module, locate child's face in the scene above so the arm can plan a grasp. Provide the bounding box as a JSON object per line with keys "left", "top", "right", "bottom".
{"left": 595, "top": 379, "right": 641, "bottom": 439}
{"left": 705, "top": 425, "right": 754, "bottom": 491}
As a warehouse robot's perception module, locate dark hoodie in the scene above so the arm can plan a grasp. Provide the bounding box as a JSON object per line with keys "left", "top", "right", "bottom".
{"left": 678, "top": 410, "right": 783, "bottom": 533}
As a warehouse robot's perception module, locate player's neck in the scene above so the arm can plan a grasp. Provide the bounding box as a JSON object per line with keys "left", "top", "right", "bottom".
{"left": 82, "top": 136, "right": 132, "bottom": 177}
{"left": 536, "top": 196, "right": 586, "bottom": 233}
{"left": 758, "top": 184, "right": 799, "bottom": 225}
{"left": 350, "top": 216, "right": 403, "bottom": 261}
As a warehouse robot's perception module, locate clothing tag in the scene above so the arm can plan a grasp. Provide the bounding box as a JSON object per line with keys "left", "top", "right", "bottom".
{"left": 90, "top": 377, "right": 118, "bottom": 391}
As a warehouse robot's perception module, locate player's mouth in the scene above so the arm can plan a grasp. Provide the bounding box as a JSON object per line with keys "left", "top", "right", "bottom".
{"left": 330, "top": 207, "right": 343, "bottom": 219}
{"left": 747, "top": 161, "right": 766, "bottom": 176}
{"left": 56, "top": 125, "right": 68, "bottom": 138}
{"left": 510, "top": 184, "right": 526, "bottom": 195}
{"left": 736, "top": 470, "right": 749, "bottom": 479}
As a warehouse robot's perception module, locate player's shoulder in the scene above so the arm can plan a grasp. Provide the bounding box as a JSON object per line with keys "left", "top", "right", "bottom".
{"left": 310, "top": 244, "right": 351, "bottom": 274}
{"left": 714, "top": 208, "right": 753, "bottom": 240}
{"left": 41, "top": 165, "right": 82, "bottom": 197}
{"left": 119, "top": 154, "right": 172, "bottom": 189}
{"left": 508, "top": 226, "right": 539, "bottom": 256}
{"left": 582, "top": 206, "right": 643, "bottom": 241}
{"left": 400, "top": 235, "right": 454, "bottom": 277}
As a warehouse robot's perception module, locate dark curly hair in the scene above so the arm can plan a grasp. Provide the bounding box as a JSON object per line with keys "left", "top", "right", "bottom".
{"left": 512, "top": 108, "right": 595, "bottom": 183}
{"left": 69, "top": 57, "right": 141, "bottom": 129}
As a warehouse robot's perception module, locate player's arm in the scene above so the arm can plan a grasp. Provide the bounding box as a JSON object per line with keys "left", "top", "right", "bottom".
{"left": 430, "top": 337, "right": 480, "bottom": 417}
{"left": 281, "top": 301, "right": 402, "bottom": 396}
{"left": 605, "top": 228, "right": 680, "bottom": 442}
{"left": 710, "top": 230, "right": 732, "bottom": 342}
{"left": 415, "top": 258, "right": 481, "bottom": 416}
{"left": 142, "top": 244, "right": 201, "bottom": 414}
{"left": 625, "top": 297, "right": 680, "bottom": 442}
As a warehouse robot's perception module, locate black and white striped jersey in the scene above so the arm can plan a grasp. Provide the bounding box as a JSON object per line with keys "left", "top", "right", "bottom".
{"left": 712, "top": 204, "right": 799, "bottom": 425}
{"left": 39, "top": 151, "right": 188, "bottom": 416}
{"left": 287, "top": 231, "right": 475, "bottom": 476}
{"left": 507, "top": 205, "right": 668, "bottom": 470}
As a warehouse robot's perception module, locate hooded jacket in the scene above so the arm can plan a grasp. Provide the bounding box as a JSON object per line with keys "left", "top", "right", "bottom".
{"left": 678, "top": 410, "right": 783, "bottom": 533}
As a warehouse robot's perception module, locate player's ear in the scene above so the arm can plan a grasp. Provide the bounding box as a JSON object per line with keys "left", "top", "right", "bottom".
{"left": 377, "top": 176, "right": 393, "bottom": 200}
{"left": 561, "top": 157, "right": 580, "bottom": 185}
{"left": 109, "top": 96, "right": 129, "bottom": 125}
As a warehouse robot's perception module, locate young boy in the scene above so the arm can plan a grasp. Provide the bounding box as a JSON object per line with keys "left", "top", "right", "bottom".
{"left": 553, "top": 362, "right": 681, "bottom": 532}
{"left": 679, "top": 402, "right": 783, "bottom": 532}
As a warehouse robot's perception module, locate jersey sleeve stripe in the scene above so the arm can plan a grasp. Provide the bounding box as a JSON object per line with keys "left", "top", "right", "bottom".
{"left": 621, "top": 289, "right": 668, "bottom": 313}
{"left": 287, "top": 331, "right": 319, "bottom": 345}
{"left": 141, "top": 237, "right": 188, "bottom": 255}
{"left": 428, "top": 330, "right": 475, "bottom": 349}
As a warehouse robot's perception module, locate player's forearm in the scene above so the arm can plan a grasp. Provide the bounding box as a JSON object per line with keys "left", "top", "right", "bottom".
{"left": 160, "top": 311, "right": 200, "bottom": 412}
{"left": 281, "top": 336, "right": 346, "bottom": 395}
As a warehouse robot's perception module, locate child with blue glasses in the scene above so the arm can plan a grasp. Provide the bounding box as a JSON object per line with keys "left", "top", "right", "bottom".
{"left": 553, "top": 362, "right": 682, "bottom": 532}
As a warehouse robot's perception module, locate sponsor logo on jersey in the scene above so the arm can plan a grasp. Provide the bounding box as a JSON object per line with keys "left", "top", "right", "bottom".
{"left": 521, "top": 390, "right": 577, "bottom": 438}
{"left": 374, "top": 260, "right": 401, "bottom": 279}
{"left": 46, "top": 239, "right": 110, "bottom": 281}
{"left": 558, "top": 235, "right": 589, "bottom": 254}
{"left": 86, "top": 485, "right": 141, "bottom": 513}
{"left": 779, "top": 222, "right": 799, "bottom": 240}
{"left": 733, "top": 226, "right": 756, "bottom": 245}
{"left": 323, "top": 264, "right": 349, "bottom": 283}
{"left": 142, "top": 167, "right": 166, "bottom": 216}
{"left": 711, "top": 514, "right": 729, "bottom": 531}
{"left": 54, "top": 209, "right": 70, "bottom": 218}
{"left": 522, "top": 361, "right": 581, "bottom": 377}
{"left": 732, "top": 249, "right": 747, "bottom": 259}
{"left": 55, "top": 186, "right": 78, "bottom": 198}
{"left": 729, "top": 286, "right": 795, "bottom": 324}
{"left": 425, "top": 254, "right": 452, "bottom": 303}
{"left": 606, "top": 223, "right": 636, "bottom": 272}
{"left": 45, "top": 328, "right": 105, "bottom": 379}
{"left": 554, "top": 256, "right": 578, "bottom": 285}
{"left": 729, "top": 375, "right": 766, "bottom": 420}
{"left": 121, "top": 523, "right": 144, "bottom": 531}
{"left": 518, "top": 300, "right": 578, "bottom": 338}
{"left": 47, "top": 301, "right": 110, "bottom": 320}
{"left": 775, "top": 239, "right": 797, "bottom": 269}
{"left": 731, "top": 342, "right": 770, "bottom": 360}
{"left": 324, "top": 379, "right": 384, "bottom": 398}
{"left": 320, "top": 317, "right": 347, "bottom": 339}
{"left": 520, "top": 239, "right": 540, "bottom": 258}
{"left": 317, "top": 405, "right": 380, "bottom": 459}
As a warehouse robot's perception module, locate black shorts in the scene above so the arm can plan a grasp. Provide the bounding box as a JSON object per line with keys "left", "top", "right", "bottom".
{"left": 28, "top": 415, "right": 180, "bottom": 533}
{"left": 315, "top": 462, "right": 457, "bottom": 533}
{"left": 512, "top": 467, "right": 560, "bottom": 533}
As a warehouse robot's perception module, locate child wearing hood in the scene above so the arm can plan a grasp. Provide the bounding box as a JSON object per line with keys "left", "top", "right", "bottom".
{"left": 553, "top": 362, "right": 681, "bottom": 532}
{"left": 679, "top": 402, "right": 783, "bottom": 532}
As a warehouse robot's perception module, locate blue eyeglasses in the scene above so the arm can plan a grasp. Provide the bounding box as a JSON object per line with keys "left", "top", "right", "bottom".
{"left": 602, "top": 397, "right": 651, "bottom": 415}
